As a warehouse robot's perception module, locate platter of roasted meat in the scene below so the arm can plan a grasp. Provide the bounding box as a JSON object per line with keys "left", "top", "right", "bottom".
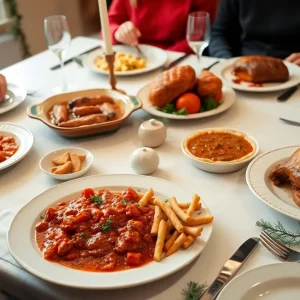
{"left": 137, "top": 65, "right": 236, "bottom": 120}
{"left": 246, "top": 145, "right": 300, "bottom": 220}
{"left": 27, "top": 89, "right": 142, "bottom": 137}
{"left": 211, "top": 56, "right": 300, "bottom": 92}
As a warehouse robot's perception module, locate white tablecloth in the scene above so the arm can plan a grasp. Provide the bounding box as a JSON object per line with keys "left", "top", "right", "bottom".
{"left": 1, "top": 37, "right": 300, "bottom": 300}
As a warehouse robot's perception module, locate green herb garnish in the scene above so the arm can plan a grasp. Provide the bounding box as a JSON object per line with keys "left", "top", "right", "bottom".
{"left": 181, "top": 281, "right": 207, "bottom": 300}
{"left": 39, "top": 214, "right": 44, "bottom": 220}
{"left": 157, "top": 103, "right": 188, "bottom": 115}
{"left": 90, "top": 195, "right": 103, "bottom": 205}
{"left": 100, "top": 219, "right": 113, "bottom": 232}
{"left": 135, "top": 203, "right": 140, "bottom": 208}
{"left": 256, "top": 219, "right": 300, "bottom": 246}
{"left": 200, "top": 96, "right": 220, "bottom": 112}
{"left": 80, "top": 233, "right": 87, "bottom": 239}
{"left": 164, "top": 199, "right": 169, "bottom": 203}
{"left": 121, "top": 199, "right": 130, "bottom": 205}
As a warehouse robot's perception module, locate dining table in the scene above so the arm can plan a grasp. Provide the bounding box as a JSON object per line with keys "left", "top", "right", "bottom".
{"left": 1, "top": 36, "right": 300, "bottom": 300}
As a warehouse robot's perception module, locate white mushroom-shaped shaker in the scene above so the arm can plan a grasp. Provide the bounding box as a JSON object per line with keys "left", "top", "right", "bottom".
{"left": 138, "top": 118, "right": 167, "bottom": 148}
{"left": 131, "top": 147, "right": 159, "bottom": 175}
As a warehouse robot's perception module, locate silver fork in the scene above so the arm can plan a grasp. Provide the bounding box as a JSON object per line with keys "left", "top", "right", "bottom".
{"left": 260, "top": 230, "right": 300, "bottom": 262}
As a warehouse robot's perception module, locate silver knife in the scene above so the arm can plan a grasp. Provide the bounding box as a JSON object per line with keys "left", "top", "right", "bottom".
{"left": 200, "top": 237, "right": 259, "bottom": 300}
{"left": 162, "top": 53, "right": 190, "bottom": 71}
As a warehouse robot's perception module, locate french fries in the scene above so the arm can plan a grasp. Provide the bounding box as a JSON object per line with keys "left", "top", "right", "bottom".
{"left": 153, "top": 220, "right": 168, "bottom": 262}
{"left": 154, "top": 198, "right": 184, "bottom": 233}
{"left": 151, "top": 205, "right": 163, "bottom": 236}
{"left": 166, "top": 233, "right": 187, "bottom": 257}
{"left": 139, "top": 188, "right": 154, "bottom": 207}
{"left": 141, "top": 189, "right": 213, "bottom": 262}
{"left": 168, "top": 197, "right": 191, "bottom": 223}
{"left": 186, "top": 216, "right": 214, "bottom": 226}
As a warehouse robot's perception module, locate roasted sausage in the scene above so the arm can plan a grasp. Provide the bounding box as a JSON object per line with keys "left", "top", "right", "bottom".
{"left": 53, "top": 104, "right": 68, "bottom": 123}
{"left": 72, "top": 106, "right": 101, "bottom": 117}
{"left": 99, "top": 102, "right": 116, "bottom": 119}
{"left": 68, "top": 95, "right": 114, "bottom": 109}
{"left": 58, "top": 114, "right": 107, "bottom": 127}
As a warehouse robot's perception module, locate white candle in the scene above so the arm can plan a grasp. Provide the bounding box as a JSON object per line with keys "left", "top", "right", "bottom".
{"left": 98, "top": 0, "right": 113, "bottom": 55}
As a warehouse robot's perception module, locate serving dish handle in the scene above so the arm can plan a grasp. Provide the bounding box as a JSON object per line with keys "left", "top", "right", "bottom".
{"left": 27, "top": 104, "right": 43, "bottom": 120}
{"left": 129, "top": 95, "right": 142, "bottom": 111}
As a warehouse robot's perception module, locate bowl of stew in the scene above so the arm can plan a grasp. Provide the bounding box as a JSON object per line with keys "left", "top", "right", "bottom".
{"left": 182, "top": 128, "right": 259, "bottom": 173}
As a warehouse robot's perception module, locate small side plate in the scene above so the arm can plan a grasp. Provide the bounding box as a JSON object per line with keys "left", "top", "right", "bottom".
{"left": 0, "top": 83, "right": 27, "bottom": 115}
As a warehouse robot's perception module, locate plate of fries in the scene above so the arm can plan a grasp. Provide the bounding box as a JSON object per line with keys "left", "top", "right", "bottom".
{"left": 82, "top": 45, "right": 167, "bottom": 76}
{"left": 8, "top": 174, "right": 213, "bottom": 289}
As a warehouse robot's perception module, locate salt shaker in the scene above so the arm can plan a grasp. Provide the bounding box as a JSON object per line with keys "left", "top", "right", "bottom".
{"left": 138, "top": 119, "right": 167, "bottom": 148}
{"left": 131, "top": 147, "right": 159, "bottom": 175}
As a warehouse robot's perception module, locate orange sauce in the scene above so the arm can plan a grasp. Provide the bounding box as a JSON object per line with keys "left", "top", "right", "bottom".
{"left": 0, "top": 135, "right": 19, "bottom": 163}
{"left": 187, "top": 132, "right": 253, "bottom": 162}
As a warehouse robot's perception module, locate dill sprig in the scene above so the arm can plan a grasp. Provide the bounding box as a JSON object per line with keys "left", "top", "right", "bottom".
{"left": 256, "top": 219, "right": 300, "bottom": 247}
{"left": 181, "top": 281, "right": 207, "bottom": 300}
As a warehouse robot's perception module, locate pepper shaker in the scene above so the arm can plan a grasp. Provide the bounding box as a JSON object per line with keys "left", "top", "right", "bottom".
{"left": 138, "top": 119, "right": 167, "bottom": 148}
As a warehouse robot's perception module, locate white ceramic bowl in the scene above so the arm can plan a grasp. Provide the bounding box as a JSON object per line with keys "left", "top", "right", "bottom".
{"left": 39, "top": 147, "right": 93, "bottom": 180}
{"left": 181, "top": 128, "right": 259, "bottom": 173}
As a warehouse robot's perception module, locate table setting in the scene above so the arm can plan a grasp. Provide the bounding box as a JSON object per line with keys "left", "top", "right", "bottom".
{"left": 1, "top": 1, "right": 300, "bottom": 299}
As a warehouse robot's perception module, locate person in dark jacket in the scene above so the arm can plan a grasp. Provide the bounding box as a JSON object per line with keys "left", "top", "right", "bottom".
{"left": 209, "top": 0, "right": 300, "bottom": 65}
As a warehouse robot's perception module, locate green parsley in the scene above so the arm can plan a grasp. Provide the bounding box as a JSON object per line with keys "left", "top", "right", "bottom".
{"left": 135, "top": 203, "right": 140, "bottom": 208}
{"left": 80, "top": 233, "right": 87, "bottom": 239}
{"left": 200, "top": 96, "right": 220, "bottom": 112}
{"left": 121, "top": 199, "right": 130, "bottom": 205}
{"left": 157, "top": 103, "right": 188, "bottom": 116}
{"left": 164, "top": 199, "right": 169, "bottom": 203}
{"left": 90, "top": 195, "right": 103, "bottom": 205}
{"left": 197, "top": 212, "right": 202, "bottom": 215}
{"left": 100, "top": 219, "right": 113, "bottom": 232}
{"left": 39, "top": 214, "right": 44, "bottom": 220}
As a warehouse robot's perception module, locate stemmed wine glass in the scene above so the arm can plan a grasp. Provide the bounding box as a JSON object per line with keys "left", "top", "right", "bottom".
{"left": 186, "top": 12, "right": 211, "bottom": 64}
{"left": 44, "top": 15, "right": 71, "bottom": 93}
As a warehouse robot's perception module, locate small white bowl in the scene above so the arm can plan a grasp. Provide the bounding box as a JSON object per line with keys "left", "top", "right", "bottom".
{"left": 40, "top": 147, "right": 93, "bottom": 180}
{"left": 181, "top": 128, "right": 259, "bottom": 173}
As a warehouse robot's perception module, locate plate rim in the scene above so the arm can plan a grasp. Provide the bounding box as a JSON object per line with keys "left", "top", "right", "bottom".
{"left": 82, "top": 44, "right": 168, "bottom": 76}
{"left": 246, "top": 145, "right": 300, "bottom": 220}
{"left": 217, "top": 262, "right": 300, "bottom": 300}
{"left": 0, "top": 83, "right": 27, "bottom": 114}
{"left": 137, "top": 84, "right": 236, "bottom": 120}
{"left": 211, "top": 57, "right": 300, "bottom": 92}
{"left": 0, "top": 122, "right": 34, "bottom": 171}
{"left": 7, "top": 173, "right": 213, "bottom": 289}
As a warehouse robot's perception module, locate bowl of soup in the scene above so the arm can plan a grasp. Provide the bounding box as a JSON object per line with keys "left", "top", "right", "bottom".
{"left": 181, "top": 128, "right": 259, "bottom": 173}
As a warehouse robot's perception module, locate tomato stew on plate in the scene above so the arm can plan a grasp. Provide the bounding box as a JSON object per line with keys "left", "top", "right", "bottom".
{"left": 35, "top": 187, "right": 155, "bottom": 272}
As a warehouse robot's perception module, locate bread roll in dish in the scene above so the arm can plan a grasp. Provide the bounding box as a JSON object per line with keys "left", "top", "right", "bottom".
{"left": 149, "top": 65, "right": 196, "bottom": 107}
{"left": 196, "top": 70, "right": 223, "bottom": 98}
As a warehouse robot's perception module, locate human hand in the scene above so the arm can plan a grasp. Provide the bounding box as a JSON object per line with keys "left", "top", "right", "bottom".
{"left": 115, "top": 21, "right": 141, "bottom": 46}
{"left": 0, "top": 74, "right": 7, "bottom": 102}
{"left": 286, "top": 53, "right": 300, "bottom": 66}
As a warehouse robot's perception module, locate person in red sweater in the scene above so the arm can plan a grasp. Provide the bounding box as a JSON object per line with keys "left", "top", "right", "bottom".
{"left": 108, "top": 0, "right": 217, "bottom": 54}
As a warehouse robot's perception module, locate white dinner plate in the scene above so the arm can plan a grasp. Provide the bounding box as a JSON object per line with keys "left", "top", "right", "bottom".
{"left": 246, "top": 145, "right": 300, "bottom": 220}
{"left": 8, "top": 174, "right": 213, "bottom": 289}
{"left": 82, "top": 45, "right": 167, "bottom": 76}
{"left": 211, "top": 57, "right": 300, "bottom": 92}
{"left": 137, "top": 84, "right": 236, "bottom": 120}
{"left": 217, "top": 263, "right": 300, "bottom": 300}
{"left": 0, "top": 83, "right": 27, "bottom": 114}
{"left": 0, "top": 123, "right": 34, "bottom": 171}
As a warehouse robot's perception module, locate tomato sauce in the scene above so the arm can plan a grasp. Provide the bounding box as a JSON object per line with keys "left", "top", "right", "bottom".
{"left": 35, "top": 188, "right": 155, "bottom": 272}
{"left": 187, "top": 132, "right": 253, "bottom": 162}
{"left": 0, "top": 135, "right": 19, "bottom": 163}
